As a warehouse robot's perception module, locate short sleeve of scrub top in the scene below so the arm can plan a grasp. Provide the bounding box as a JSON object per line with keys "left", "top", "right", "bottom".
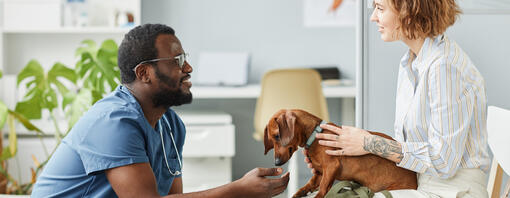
{"left": 74, "top": 107, "right": 149, "bottom": 175}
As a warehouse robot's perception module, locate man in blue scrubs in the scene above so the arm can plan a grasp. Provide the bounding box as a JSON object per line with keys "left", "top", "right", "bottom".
{"left": 32, "top": 24, "right": 289, "bottom": 198}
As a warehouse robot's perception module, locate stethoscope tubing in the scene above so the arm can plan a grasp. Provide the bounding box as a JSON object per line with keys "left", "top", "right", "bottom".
{"left": 159, "top": 114, "right": 183, "bottom": 176}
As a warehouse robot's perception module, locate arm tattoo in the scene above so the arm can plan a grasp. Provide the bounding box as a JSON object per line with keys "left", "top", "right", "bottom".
{"left": 363, "top": 135, "right": 404, "bottom": 162}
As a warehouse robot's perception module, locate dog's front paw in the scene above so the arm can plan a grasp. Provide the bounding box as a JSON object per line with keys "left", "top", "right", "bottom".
{"left": 292, "top": 188, "right": 316, "bottom": 198}
{"left": 292, "top": 191, "right": 306, "bottom": 198}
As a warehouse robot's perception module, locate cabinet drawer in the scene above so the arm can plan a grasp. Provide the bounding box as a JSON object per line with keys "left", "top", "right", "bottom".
{"left": 182, "top": 157, "right": 231, "bottom": 193}
{"left": 183, "top": 125, "right": 235, "bottom": 157}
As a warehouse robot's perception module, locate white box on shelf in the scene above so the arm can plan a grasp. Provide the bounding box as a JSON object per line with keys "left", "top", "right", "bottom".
{"left": 195, "top": 52, "right": 250, "bottom": 86}
{"left": 3, "top": 0, "right": 61, "bottom": 29}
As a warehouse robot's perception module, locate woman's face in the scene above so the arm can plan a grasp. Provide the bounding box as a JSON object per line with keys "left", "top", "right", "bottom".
{"left": 370, "top": 0, "right": 400, "bottom": 42}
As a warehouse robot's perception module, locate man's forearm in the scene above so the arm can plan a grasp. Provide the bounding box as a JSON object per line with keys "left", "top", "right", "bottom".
{"left": 363, "top": 135, "right": 404, "bottom": 163}
{"left": 163, "top": 181, "right": 240, "bottom": 198}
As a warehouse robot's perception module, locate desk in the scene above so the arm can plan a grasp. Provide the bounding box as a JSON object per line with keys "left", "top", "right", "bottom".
{"left": 191, "top": 84, "right": 357, "bottom": 98}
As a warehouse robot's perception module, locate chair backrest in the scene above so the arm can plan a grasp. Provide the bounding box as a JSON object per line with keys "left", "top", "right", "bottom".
{"left": 253, "top": 68, "right": 329, "bottom": 140}
{"left": 486, "top": 106, "right": 510, "bottom": 198}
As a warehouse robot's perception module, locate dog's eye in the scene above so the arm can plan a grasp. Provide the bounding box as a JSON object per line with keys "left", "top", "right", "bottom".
{"left": 274, "top": 134, "right": 280, "bottom": 140}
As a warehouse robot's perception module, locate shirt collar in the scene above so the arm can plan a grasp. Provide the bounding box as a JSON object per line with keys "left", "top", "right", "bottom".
{"left": 400, "top": 35, "right": 445, "bottom": 75}
{"left": 118, "top": 85, "right": 140, "bottom": 105}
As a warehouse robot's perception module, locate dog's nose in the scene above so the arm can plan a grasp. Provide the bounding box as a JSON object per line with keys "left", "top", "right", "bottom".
{"left": 275, "top": 158, "right": 284, "bottom": 166}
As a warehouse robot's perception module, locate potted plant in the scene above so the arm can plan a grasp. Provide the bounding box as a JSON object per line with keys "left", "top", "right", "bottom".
{"left": 0, "top": 39, "right": 120, "bottom": 195}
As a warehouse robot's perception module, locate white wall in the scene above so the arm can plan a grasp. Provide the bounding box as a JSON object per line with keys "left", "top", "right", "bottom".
{"left": 142, "top": 0, "right": 357, "bottom": 82}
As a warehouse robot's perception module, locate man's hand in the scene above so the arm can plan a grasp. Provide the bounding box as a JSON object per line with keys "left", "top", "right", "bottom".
{"left": 234, "top": 167, "right": 290, "bottom": 198}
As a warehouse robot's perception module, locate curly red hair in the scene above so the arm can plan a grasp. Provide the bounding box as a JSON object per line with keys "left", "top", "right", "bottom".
{"left": 386, "top": 0, "right": 462, "bottom": 40}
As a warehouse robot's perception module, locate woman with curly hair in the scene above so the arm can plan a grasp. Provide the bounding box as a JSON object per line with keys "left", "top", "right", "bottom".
{"left": 305, "top": 0, "right": 490, "bottom": 197}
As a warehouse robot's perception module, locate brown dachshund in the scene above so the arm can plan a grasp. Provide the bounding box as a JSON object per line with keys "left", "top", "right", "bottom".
{"left": 263, "top": 109, "right": 417, "bottom": 198}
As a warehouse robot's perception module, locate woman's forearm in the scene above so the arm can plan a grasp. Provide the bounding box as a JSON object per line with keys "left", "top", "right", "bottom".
{"left": 363, "top": 135, "right": 404, "bottom": 164}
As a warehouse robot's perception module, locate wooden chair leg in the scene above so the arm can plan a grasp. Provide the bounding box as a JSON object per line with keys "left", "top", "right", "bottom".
{"left": 491, "top": 164, "right": 503, "bottom": 198}
{"left": 503, "top": 179, "right": 510, "bottom": 198}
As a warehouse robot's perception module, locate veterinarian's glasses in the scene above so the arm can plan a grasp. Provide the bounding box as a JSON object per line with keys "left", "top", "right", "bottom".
{"left": 133, "top": 53, "right": 189, "bottom": 72}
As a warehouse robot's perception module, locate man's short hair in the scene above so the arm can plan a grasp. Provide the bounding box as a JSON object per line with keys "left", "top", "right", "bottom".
{"left": 118, "top": 24, "right": 175, "bottom": 84}
{"left": 386, "top": 0, "right": 461, "bottom": 40}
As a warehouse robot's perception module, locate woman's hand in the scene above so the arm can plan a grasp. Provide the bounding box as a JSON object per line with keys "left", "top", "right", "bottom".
{"left": 317, "top": 124, "right": 372, "bottom": 156}
{"left": 302, "top": 124, "right": 374, "bottom": 174}
{"left": 302, "top": 149, "right": 317, "bottom": 174}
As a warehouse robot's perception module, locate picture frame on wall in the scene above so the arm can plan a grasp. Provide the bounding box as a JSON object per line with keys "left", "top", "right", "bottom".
{"left": 458, "top": 0, "right": 510, "bottom": 14}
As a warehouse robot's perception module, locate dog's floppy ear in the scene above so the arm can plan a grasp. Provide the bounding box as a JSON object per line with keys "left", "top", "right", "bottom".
{"left": 280, "top": 110, "right": 296, "bottom": 145}
{"left": 264, "top": 126, "right": 274, "bottom": 155}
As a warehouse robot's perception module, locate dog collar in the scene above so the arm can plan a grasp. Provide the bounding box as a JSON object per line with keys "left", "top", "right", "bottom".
{"left": 305, "top": 120, "right": 327, "bottom": 148}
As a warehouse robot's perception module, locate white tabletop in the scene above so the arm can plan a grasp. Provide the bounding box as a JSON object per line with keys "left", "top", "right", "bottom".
{"left": 190, "top": 84, "right": 356, "bottom": 99}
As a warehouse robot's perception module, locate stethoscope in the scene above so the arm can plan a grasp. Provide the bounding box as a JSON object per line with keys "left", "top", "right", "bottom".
{"left": 159, "top": 114, "right": 183, "bottom": 176}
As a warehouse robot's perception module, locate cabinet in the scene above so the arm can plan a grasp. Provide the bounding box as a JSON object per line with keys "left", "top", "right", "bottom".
{"left": 178, "top": 111, "right": 235, "bottom": 192}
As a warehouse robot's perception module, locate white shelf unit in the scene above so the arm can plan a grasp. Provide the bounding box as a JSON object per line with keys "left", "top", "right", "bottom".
{"left": 2, "top": 27, "right": 133, "bottom": 34}
{"left": 0, "top": 1, "right": 237, "bottom": 192}
{"left": 0, "top": 0, "right": 140, "bottom": 75}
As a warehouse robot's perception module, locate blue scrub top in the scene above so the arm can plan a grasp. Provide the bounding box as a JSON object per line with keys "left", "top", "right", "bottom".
{"left": 32, "top": 85, "right": 186, "bottom": 197}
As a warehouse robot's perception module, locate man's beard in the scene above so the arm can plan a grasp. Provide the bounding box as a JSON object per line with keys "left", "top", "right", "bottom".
{"left": 152, "top": 67, "right": 192, "bottom": 108}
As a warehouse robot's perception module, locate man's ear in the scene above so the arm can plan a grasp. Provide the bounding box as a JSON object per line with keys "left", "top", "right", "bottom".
{"left": 134, "top": 64, "right": 152, "bottom": 83}
{"left": 263, "top": 126, "right": 274, "bottom": 155}
{"left": 280, "top": 110, "right": 296, "bottom": 146}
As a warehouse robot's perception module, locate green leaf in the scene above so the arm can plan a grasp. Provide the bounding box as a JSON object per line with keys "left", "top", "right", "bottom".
{"left": 100, "top": 39, "right": 118, "bottom": 53}
{"left": 17, "top": 60, "right": 44, "bottom": 87}
{"left": 66, "top": 88, "right": 93, "bottom": 129}
{"left": 48, "top": 62, "right": 77, "bottom": 85}
{"left": 16, "top": 60, "right": 46, "bottom": 118}
{"left": 82, "top": 39, "right": 97, "bottom": 48}
{"left": 91, "top": 90, "right": 103, "bottom": 104}
{"left": 48, "top": 62, "right": 78, "bottom": 103}
{"left": 75, "top": 39, "right": 120, "bottom": 96}
{"left": 8, "top": 110, "right": 44, "bottom": 134}
{"left": 15, "top": 96, "right": 42, "bottom": 119}
{"left": 0, "top": 69, "right": 3, "bottom": 79}
{"left": 42, "top": 89, "right": 58, "bottom": 111}
{"left": 75, "top": 40, "right": 97, "bottom": 57}
{"left": 7, "top": 115, "right": 17, "bottom": 157}
{"left": 0, "top": 147, "right": 13, "bottom": 161}
{"left": 0, "top": 101, "right": 7, "bottom": 129}
{"left": 62, "top": 91, "right": 76, "bottom": 110}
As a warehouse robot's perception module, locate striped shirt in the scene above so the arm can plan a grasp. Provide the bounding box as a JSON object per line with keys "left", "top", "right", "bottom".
{"left": 394, "top": 35, "right": 491, "bottom": 179}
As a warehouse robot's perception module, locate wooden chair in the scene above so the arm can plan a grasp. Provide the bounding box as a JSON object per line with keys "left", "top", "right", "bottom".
{"left": 486, "top": 106, "right": 510, "bottom": 198}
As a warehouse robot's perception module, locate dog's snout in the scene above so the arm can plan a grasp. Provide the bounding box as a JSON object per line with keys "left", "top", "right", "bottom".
{"left": 275, "top": 158, "right": 284, "bottom": 166}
